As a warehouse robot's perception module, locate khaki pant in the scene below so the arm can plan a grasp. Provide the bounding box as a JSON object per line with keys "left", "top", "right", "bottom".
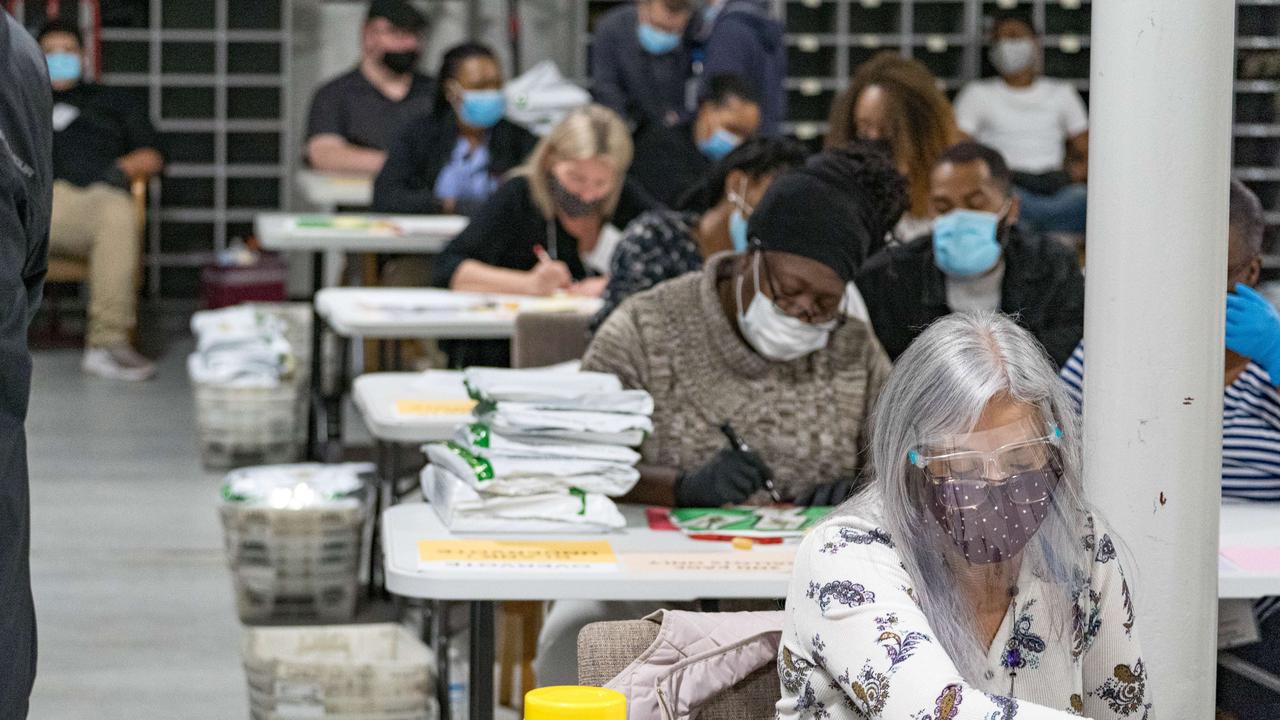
{"left": 49, "top": 180, "right": 139, "bottom": 347}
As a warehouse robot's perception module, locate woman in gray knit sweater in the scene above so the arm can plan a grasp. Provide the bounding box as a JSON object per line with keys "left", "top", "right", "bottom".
{"left": 583, "top": 144, "right": 908, "bottom": 508}
{"left": 532, "top": 145, "right": 911, "bottom": 686}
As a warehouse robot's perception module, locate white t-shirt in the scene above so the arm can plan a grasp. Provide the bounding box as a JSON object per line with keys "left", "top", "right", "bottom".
{"left": 954, "top": 78, "right": 1089, "bottom": 174}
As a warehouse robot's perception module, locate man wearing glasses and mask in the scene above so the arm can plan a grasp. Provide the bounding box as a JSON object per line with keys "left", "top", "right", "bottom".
{"left": 857, "top": 141, "right": 1085, "bottom": 367}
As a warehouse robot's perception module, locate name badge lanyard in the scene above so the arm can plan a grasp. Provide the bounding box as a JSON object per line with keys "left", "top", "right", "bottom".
{"left": 544, "top": 216, "right": 560, "bottom": 261}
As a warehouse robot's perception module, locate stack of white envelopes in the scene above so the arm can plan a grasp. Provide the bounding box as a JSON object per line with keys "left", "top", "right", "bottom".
{"left": 421, "top": 367, "right": 653, "bottom": 533}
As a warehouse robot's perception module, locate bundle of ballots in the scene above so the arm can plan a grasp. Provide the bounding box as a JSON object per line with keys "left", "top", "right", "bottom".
{"left": 188, "top": 305, "right": 298, "bottom": 388}
{"left": 421, "top": 367, "right": 652, "bottom": 533}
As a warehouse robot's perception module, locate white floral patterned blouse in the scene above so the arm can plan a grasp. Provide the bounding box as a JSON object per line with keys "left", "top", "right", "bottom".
{"left": 777, "top": 509, "right": 1152, "bottom": 719}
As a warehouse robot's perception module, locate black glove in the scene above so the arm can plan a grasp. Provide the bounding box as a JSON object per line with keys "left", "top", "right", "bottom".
{"left": 795, "top": 478, "right": 857, "bottom": 507}
{"left": 675, "top": 448, "right": 772, "bottom": 507}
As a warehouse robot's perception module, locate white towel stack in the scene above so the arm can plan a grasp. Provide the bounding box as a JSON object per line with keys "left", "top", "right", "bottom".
{"left": 188, "top": 305, "right": 298, "bottom": 388}
{"left": 420, "top": 367, "right": 653, "bottom": 533}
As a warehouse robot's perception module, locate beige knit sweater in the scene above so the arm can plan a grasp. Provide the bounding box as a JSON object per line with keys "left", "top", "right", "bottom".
{"left": 582, "top": 253, "right": 892, "bottom": 502}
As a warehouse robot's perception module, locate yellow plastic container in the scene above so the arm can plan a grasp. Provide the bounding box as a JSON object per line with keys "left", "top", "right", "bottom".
{"left": 525, "top": 686, "right": 627, "bottom": 720}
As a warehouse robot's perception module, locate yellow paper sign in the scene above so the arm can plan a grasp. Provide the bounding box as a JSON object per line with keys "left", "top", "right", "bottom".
{"left": 394, "top": 399, "right": 477, "bottom": 417}
{"left": 417, "top": 539, "right": 617, "bottom": 566}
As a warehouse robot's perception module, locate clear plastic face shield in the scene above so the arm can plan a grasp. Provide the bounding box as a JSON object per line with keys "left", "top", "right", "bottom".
{"left": 908, "top": 414, "right": 1064, "bottom": 565}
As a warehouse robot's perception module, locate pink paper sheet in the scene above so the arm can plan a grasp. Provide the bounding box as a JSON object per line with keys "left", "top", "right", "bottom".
{"left": 1221, "top": 546, "right": 1280, "bottom": 573}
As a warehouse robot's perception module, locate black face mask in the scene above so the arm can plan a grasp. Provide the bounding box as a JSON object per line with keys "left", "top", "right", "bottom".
{"left": 381, "top": 50, "right": 420, "bottom": 75}
{"left": 547, "top": 172, "right": 606, "bottom": 218}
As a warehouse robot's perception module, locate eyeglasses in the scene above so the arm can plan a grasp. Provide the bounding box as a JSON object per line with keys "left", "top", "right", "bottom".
{"left": 757, "top": 251, "right": 845, "bottom": 325}
{"left": 908, "top": 426, "right": 1063, "bottom": 510}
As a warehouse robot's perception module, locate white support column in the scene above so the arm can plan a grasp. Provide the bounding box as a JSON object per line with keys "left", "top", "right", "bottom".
{"left": 1083, "top": 0, "right": 1236, "bottom": 713}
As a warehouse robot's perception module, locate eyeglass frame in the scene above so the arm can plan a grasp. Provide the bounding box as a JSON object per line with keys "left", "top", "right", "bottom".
{"left": 907, "top": 425, "right": 1063, "bottom": 505}
{"left": 749, "top": 247, "right": 847, "bottom": 326}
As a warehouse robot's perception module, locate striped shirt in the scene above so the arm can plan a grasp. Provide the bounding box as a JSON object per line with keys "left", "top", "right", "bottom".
{"left": 1060, "top": 341, "right": 1280, "bottom": 622}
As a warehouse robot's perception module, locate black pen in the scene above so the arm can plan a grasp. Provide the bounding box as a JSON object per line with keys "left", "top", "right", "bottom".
{"left": 719, "top": 422, "right": 782, "bottom": 503}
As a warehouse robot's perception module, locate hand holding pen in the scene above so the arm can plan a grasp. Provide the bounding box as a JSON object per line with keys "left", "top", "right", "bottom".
{"left": 527, "top": 244, "right": 572, "bottom": 296}
{"left": 720, "top": 422, "right": 783, "bottom": 503}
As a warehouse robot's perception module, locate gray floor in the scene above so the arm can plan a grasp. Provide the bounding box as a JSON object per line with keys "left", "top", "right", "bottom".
{"left": 26, "top": 343, "right": 248, "bottom": 718}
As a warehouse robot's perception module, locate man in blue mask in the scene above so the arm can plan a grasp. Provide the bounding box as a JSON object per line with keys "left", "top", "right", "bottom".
{"left": 857, "top": 141, "right": 1084, "bottom": 366}
{"left": 628, "top": 73, "right": 761, "bottom": 208}
{"left": 38, "top": 19, "right": 165, "bottom": 381}
{"left": 589, "top": 0, "right": 697, "bottom": 130}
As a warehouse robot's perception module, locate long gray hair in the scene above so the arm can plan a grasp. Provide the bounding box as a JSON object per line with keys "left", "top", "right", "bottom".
{"left": 843, "top": 312, "right": 1089, "bottom": 681}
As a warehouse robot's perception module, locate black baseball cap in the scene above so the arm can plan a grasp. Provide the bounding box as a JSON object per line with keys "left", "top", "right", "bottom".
{"left": 366, "top": 0, "right": 428, "bottom": 32}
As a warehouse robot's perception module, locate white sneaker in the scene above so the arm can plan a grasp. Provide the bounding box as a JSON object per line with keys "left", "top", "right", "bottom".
{"left": 82, "top": 344, "right": 157, "bottom": 381}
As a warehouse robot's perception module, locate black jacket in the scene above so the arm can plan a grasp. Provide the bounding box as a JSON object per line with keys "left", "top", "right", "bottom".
{"left": 856, "top": 227, "right": 1084, "bottom": 366}
{"left": 0, "top": 11, "right": 50, "bottom": 714}
{"left": 697, "top": 0, "right": 787, "bottom": 136}
{"left": 628, "top": 120, "right": 709, "bottom": 209}
{"left": 589, "top": 4, "right": 699, "bottom": 128}
{"left": 372, "top": 112, "right": 537, "bottom": 215}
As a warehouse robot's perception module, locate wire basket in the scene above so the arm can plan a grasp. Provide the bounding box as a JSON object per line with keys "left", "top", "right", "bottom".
{"left": 221, "top": 502, "right": 367, "bottom": 624}
{"left": 242, "top": 624, "right": 436, "bottom": 718}
{"left": 196, "top": 382, "right": 303, "bottom": 469}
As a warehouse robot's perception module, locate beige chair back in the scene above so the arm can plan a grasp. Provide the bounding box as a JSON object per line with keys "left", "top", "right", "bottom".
{"left": 510, "top": 312, "right": 593, "bottom": 369}
{"left": 576, "top": 619, "right": 780, "bottom": 720}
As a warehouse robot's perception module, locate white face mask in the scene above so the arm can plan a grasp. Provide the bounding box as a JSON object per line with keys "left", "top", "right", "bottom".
{"left": 990, "top": 38, "right": 1036, "bottom": 76}
{"left": 735, "top": 254, "right": 838, "bottom": 362}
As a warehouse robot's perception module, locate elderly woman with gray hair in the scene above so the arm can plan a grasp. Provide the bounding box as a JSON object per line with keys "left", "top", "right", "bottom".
{"left": 779, "top": 313, "right": 1152, "bottom": 719}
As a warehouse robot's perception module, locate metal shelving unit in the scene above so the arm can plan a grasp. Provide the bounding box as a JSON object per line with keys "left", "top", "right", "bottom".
{"left": 99, "top": 0, "right": 294, "bottom": 298}
{"left": 1235, "top": 0, "right": 1280, "bottom": 260}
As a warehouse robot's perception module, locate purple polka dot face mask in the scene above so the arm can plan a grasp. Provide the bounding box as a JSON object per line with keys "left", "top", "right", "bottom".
{"left": 909, "top": 417, "right": 1064, "bottom": 565}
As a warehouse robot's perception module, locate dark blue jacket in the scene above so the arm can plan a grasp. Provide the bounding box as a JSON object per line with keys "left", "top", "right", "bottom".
{"left": 698, "top": 0, "right": 787, "bottom": 135}
{"left": 589, "top": 4, "right": 699, "bottom": 128}
{"left": 0, "top": 10, "right": 50, "bottom": 715}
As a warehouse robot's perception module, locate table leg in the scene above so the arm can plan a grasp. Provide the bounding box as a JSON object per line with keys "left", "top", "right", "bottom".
{"left": 367, "top": 439, "right": 387, "bottom": 598}
{"left": 321, "top": 333, "right": 349, "bottom": 461}
{"left": 471, "top": 600, "right": 496, "bottom": 720}
{"left": 307, "top": 250, "right": 324, "bottom": 460}
{"left": 433, "top": 600, "right": 452, "bottom": 720}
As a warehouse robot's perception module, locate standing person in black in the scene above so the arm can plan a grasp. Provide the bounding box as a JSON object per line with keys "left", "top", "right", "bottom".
{"left": 40, "top": 20, "right": 163, "bottom": 381}
{"left": 628, "top": 73, "right": 761, "bottom": 208}
{"left": 432, "top": 104, "right": 656, "bottom": 367}
{"left": 856, "top": 142, "right": 1084, "bottom": 366}
{"left": 304, "top": 0, "right": 434, "bottom": 175}
{"left": 0, "top": 9, "right": 51, "bottom": 716}
{"left": 373, "top": 42, "right": 536, "bottom": 217}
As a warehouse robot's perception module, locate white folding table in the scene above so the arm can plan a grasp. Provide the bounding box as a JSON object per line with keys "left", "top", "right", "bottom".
{"left": 312, "top": 288, "right": 600, "bottom": 456}
{"left": 296, "top": 170, "right": 374, "bottom": 209}
{"left": 382, "top": 502, "right": 795, "bottom": 720}
{"left": 353, "top": 370, "right": 474, "bottom": 593}
{"left": 253, "top": 210, "right": 466, "bottom": 459}
{"left": 314, "top": 287, "right": 601, "bottom": 340}
{"left": 255, "top": 213, "right": 467, "bottom": 257}
{"left": 353, "top": 371, "right": 473, "bottom": 445}
{"left": 1219, "top": 501, "right": 1280, "bottom": 599}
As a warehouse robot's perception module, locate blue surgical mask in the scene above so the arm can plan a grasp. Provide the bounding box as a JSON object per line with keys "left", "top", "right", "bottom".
{"left": 46, "top": 52, "right": 82, "bottom": 83}
{"left": 932, "top": 209, "right": 1003, "bottom": 278}
{"left": 729, "top": 209, "right": 749, "bottom": 252}
{"left": 727, "top": 179, "right": 753, "bottom": 252}
{"left": 637, "top": 23, "right": 681, "bottom": 55}
{"left": 698, "top": 128, "right": 741, "bottom": 160}
{"left": 458, "top": 89, "right": 506, "bottom": 129}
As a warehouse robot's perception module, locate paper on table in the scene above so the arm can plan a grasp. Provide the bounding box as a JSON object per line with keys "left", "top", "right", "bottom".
{"left": 289, "top": 216, "right": 399, "bottom": 235}
{"left": 1220, "top": 546, "right": 1280, "bottom": 573}
{"left": 394, "top": 399, "right": 477, "bottom": 418}
{"left": 624, "top": 551, "right": 796, "bottom": 576}
{"left": 417, "top": 539, "right": 618, "bottom": 572}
